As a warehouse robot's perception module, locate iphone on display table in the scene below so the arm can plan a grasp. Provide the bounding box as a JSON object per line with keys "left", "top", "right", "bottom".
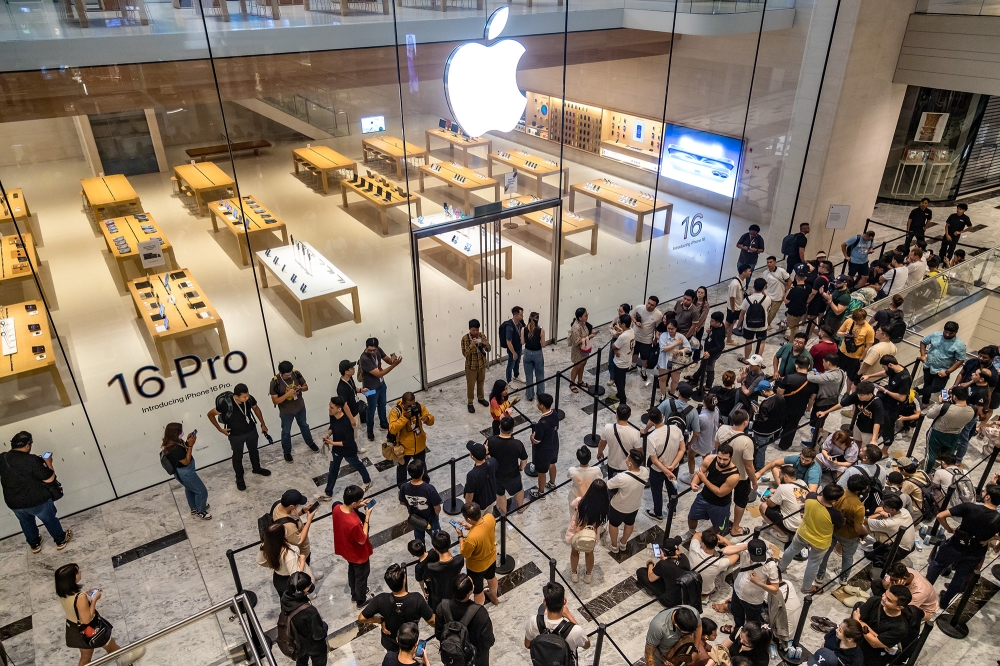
{"left": 0, "top": 300, "right": 70, "bottom": 406}
{"left": 255, "top": 242, "right": 361, "bottom": 338}
{"left": 568, "top": 179, "right": 673, "bottom": 243}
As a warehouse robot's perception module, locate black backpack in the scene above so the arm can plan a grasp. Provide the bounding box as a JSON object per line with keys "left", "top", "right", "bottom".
{"left": 258, "top": 500, "right": 295, "bottom": 541}
{"left": 159, "top": 445, "right": 178, "bottom": 476}
{"left": 276, "top": 602, "right": 309, "bottom": 658}
{"left": 781, "top": 232, "right": 800, "bottom": 258}
{"left": 529, "top": 613, "right": 575, "bottom": 666}
{"left": 886, "top": 310, "right": 906, "bottom": 343}
{"left": 215, "top": 391, "right": 236, "bottom": 427}
{"left": 676, "top": 569, "right": 704, "bottom": 614}
{"left": 499, "top": 319, "right": 514, "bottom": 346}
{"left": 439, "top": 600, "right": 480, "bottom": 666}
{"left": 744, "top": 294, "right": 767, "bottom": 329}
{"left": 854, "top": 466, "right": 884, "bottom": 516}
{"left": 667, "top": 399, "right": 694, "bottom": 438}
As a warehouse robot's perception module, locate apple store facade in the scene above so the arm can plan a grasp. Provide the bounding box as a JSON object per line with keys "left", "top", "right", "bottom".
{"left": 0, "top": 0, "right": 836, "bottom": 534}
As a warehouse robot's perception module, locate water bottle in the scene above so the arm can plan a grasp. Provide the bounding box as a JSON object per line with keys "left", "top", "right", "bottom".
{"left": 795, "top": 646, "right": 803, "bottom": 659}
{"left": 787, "top": 645, "right": 797, "bottom": 659}
{"left": 915, "top": 539, "right": 923, "bottom": 552}
{"left": 769, "top": 645, "right": 779, "bottom": 663}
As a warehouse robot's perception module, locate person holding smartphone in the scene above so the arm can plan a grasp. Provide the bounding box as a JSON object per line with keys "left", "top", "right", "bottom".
{"left": 271, "top": 490, "right": 320, "bottom": 576}
{"left": 55, "top": 563, "right": 145, "bottom": 665}
{"left": 382, "top": 622, "right": 433, "bottom": 666}
{"left": 333, "top": 484, "right": 375, "bottom": 608}
{"left": 207, "top": 383, "right": 271, "bottom": 491}
{"left": 269, "top": 361, "right": 318, "bottom": 463}
{"left": 1, "top": 431, "right": 72, "bottom": 553}
{"left": 359, "top": 338, "right": 403, "bottom": 442}
{"left": 160, "top": 423, "right": 210, "bottom": 519}
{"left": 320, "top": 397, "right": 372, "bottom": 501}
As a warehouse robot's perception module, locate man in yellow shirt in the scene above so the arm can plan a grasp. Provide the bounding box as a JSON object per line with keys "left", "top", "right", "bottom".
{"left": 777, "top": 484, "right": 846, "bottom": 594}
{"left": 455, "top": 502, "right": 500, "bottom": 606}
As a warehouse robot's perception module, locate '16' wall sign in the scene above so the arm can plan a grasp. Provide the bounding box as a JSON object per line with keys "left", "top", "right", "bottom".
{"left": 108, "top": 351, "right": 248, "bottom": 405}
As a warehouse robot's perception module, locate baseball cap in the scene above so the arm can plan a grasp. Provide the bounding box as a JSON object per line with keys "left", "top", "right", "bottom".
{"left": 466, "top": 441, "right": 487, "bottom": 461}
{"left": 747, "top": 531, "right": 768, "bottom": 563}
{"left": 747, "top": 354, "right": 765, "bottom": 367}
{"left": 756, "top": 380, "right": 774, "bottom": 391}
{"left": 338, "top": 360, "right": 356, "bottom": 374}
{"left": 662, "top": 536, "right": 683, "bottom": 555}
{"left": 835, "top": 275, "right": 849, "bottom": 284}
{"left": 677, "top": 382, "right": 693, "bottom": 399}
{"left": 280, "top": 489, "right": 308, "bottom": 507}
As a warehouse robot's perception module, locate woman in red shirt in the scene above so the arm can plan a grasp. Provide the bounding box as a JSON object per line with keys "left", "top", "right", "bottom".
{"left": 332, "top": 484, "right": 374, "bottom": 608}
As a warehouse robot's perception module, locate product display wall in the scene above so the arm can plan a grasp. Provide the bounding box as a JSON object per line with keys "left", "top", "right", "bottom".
{"left": 0, "top": 8, "right": 831, "bottom": 537}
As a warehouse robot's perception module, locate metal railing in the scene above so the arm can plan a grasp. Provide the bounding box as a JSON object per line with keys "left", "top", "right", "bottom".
{"left": 919, "top": 0, "right": 1000, "bottom": 15}
{"left": 259, "top": 93, "right": 351, "bottom": 138}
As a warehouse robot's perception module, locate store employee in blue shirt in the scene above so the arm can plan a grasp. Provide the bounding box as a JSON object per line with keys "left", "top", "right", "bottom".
{"left": 919, "top": 321, "right": 967, "bottom": 406}
{"left": 841, "top": 230, "right": 876, "bottom": 287}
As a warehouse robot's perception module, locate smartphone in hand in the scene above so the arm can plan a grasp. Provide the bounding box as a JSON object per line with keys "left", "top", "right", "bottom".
{"left": 306, "top": 501, "right": 320, "bottom": 514}
{"left": 415, "top": 639, "right": 427, "bottom": 658}
{"left": 365, "top": 499, "right": 377, "bottom": 510}
{"left": 652, "top": 544, "right": 661, "bottom": 558}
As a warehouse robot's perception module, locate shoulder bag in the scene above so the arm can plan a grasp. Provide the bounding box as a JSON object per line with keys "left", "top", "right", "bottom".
{"left": 71, "top": 593, "right": 113, "bottom": 649}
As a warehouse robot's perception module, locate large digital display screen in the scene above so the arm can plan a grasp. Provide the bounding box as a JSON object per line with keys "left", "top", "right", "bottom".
{"left": 659, "top": 124, "right": 743, "bottom": 197}
{"left": 360, "top": 115, "right": 386, "bottom": 134}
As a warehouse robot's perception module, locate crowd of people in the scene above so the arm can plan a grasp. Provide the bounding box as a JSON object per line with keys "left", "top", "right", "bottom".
{"left": 4, "top": 218, "right": 1000, "bottom": 666}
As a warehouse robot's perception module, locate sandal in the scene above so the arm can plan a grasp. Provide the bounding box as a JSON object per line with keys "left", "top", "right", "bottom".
{"left": 570, "top": 386, "right": 580, "bottom": 393}
{"left": 580, "top": 382, "right": 590, "bottom": 389}
{"left": 803, "top": 586, "right": 824, "bottom": 596}
{"left": 728, "top": 527, "right": 749, "bottom": 537}
{"left": 738, "top": 357, "right": 749, "bottom": 365}
{"left": 719, "top": 624, "right": 735, "bottom": 635}
{"left": 712, "top": 602, "right": 732, "bottom": 615}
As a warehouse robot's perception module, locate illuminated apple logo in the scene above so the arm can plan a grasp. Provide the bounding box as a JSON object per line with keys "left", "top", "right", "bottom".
{"left": 444, "top": 7, "right": 526, "bottom": 138}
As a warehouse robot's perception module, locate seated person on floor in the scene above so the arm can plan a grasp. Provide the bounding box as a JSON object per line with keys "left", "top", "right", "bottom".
{"left": 637, "top": 536, "right": 694, "bottom": 609}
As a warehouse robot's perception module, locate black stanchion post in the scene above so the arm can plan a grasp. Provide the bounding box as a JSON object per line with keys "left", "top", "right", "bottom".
{"left": 584, "top": 350, "right": 605, "bottom": 448}
{"left": 935, "top": 572, "right": 980, "bottom": 638}
{"left": 780, "top": 594, "right": 813, "bottom": 664}
{"left": 554, "top": 372, "right": 565, "bottom": 422}
{"left": 649, "top": 366, "right": 659, "bottom": 411}
{"left": 592, "top": 624, "right": 606, "bottom": 666}
{"left": 443, "top": 457, "right": 464, "bottom": 515}
{"left": 976, "top": 444, "right": 999, "bottom": 494}
{"left": 497, "top": 513, "right": 516, "bottom": 574}
{"left": 906, "top": 415, "right": 924, "bottom": 458}
{"left": 226, "top": 549, "right": 244, "bottom": 594}
{"left": 549, "top": 557, "right": 557, "bottom": 583}
{"left": 871, "top": 525, "right": 907, "bottom": 582}
{"left": 904, "top": 622, "right": 935, "bottom": 665}
{"left": 663, "top": 491, "right": 676, "bottom": 540}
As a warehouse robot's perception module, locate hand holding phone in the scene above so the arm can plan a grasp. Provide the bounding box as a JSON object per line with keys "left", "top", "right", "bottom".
{"left": 365, "top": 499, "right": 376, "bottom": 510}
{"left": 306, "top": 501, "right": 320, "bottom": 515}
{"left": 651, "top": 544, "right": 661, "bottom": 558}
{"left": 941, "top": 389, "right": 950, "bottom": 401}
{"left": 42, "top": 452, "right": 52, "bottom": 459}
{"left": 415, "top": 639, "right": 427, "bottom": 659}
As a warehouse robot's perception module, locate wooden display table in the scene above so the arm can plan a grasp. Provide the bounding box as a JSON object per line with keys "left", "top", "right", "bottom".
{"left": 208, "top": 196, "right": 289, "bottom": 265}
{"left": 425, "top": 129, "right": 492, "bottom": 168}
{"left": 0, "top": 234, "right": 37, "bottom": 287}
{"left": 173, "top": 163, "right": 235, "bottom": 216}
{"left": 568, "top": 179, "right": 672, "bottom": 242}
{"left": 411, "top": 214, "right": 512, "bottom": 291}
{"left": 256, "top": 242, "right": 361, "bottom": 337}
{"left": 397, "top": 0, "right": 483, "bottom": 10}
{"left": 418, "top": 162, "right": 500, "bottom": 214}
{"left": 99, "top": 214, "right": 177, "bottom": 284}
{"left": 292, "top": 146, "right": 357, "bottom": 194}
{"left": 488, "top": 149, "right": 568, "bottom": 198}
{"left": 306, "top": 0, "right": 390, "bottom": 15}
{"left": 1, "top": 189, "right": 30, "bottom": 224}
{"left": 0, "top": 300, "right": 71, "bottom": 407}
{"left": 62, "top": 0, "right": 150, "bottom": 27}
{"left": 361, "top": 136, "right": 429, "bottom": 180}
{"left": 502, "top": 196, "right": 596, "bottom": 264}
{"left": 127, "top": 269, "right": 229, "bottom": 376}
{"left": 341, "top": 176, "right": 422, "bottom": 236}
{"left": 81, "top": 175, "right": 142, "bottom": 218}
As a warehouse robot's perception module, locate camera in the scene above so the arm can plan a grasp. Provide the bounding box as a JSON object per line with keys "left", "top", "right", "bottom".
{"left": 408, "top": 403, "right": 423, "bottom": 418}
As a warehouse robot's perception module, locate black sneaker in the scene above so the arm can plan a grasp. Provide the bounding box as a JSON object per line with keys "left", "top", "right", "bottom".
{"left": 308, "top": 444, "right": 320, "bottom": 452}
{"left": 645, "top": 509, "right": 663, "bottom": 520}
{"left": 30, "top": 541, "right": 42, "bottom": 554}
{"left": 252, "top": 468, "right": 272, "bottom": 476}
{"left": 284, "top": 454, "right": 293, "bottom": 463}
{"left": 478, "top": 399, "right": 489, "bottom": 408}
{"left": 236, "top": 479, "right": 247, "bottom": 490}
{"left": 468, "top": 404, "right": 475, "bottom": 414}
{"left": 56, "top": 530, "right": 74, "bottom": 550}
{"left": 367, "top": 432, "right": 375, "bottom": 442}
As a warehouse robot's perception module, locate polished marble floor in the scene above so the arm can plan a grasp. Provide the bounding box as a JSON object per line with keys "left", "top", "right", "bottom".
{"left": 3, "top": 283, "right": 1000, "bottom": 666}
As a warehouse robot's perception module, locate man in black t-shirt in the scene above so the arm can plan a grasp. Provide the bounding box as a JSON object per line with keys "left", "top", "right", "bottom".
{"left": 853, "top": 586, "right": 919, "bottom": 666}
{"left": 784, "top": 222, "right": 810, "bottom": 273}
{"left": 927, "top": 485, "right": 1000, "bottom": 606}
{"left": 783, "top": 268, "right": 811, "bottom": 340}
{"left": 435, "top": 574, "right": 495, "bottom": 666}
{"left": 208, "top": 383, "right": 271, "bottom": 491}
{"left": 776, "top": 357, "right": 817, "bottom": 451}
{"left": 866, "top": 356, "right": 912, "bottom": 455}
{"left": 268, "top": 360, "right": 317, "bottom": 463}
{"left": 465, "top": 442, "right": 498, "bottom": 513}
{"left": 529, "top": 394, "right": 560, "bottom": 500}
{"left": 336, "top": 360, "right": 368, "bottom": 455}
{"left": 426, "top": 531, "right": 466, "bottom": 612}
{"left": 398, "top": 459, "right": 442, "bottom": 544}
{"left": 0, "top": 431, "right": 72, "bottom": 552}
{"left": 819, "top": 382, "right": 885, "bottom": 449}
{"left": 736, "top": 225, "right": 765, "bottom": 268}
{"left": 906, "top": 198, "right": 932, "bottom": 247}
{"left": 941, "top": 203, "right": 971, "bottom": 260}
{"left": 360, "top": 563, "right": 434, "bottom": 652}
{"left": 321, "top": 397, "right": 372, "bottom": 500}
{"left": 636, "top": 536, "right": 692, "bottom": 608}
{"left": 487, "top": 416, "right": 527, "bottom": 514}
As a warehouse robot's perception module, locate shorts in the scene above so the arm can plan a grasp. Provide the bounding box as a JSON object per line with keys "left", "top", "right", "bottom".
{"left": 763, "top": 504, "right": 791, "bottom": 534}
{"left": 853, "top": 425, "right": 874, "bottom": 445}
{"left": 847, "top": 261, "right": 870, "bottom": 277}
{"left": 533, "top": 450, "right": 558, "bottom": 469}
{"left": 468, "top": 562, "right": 497, "bottom": 593}
{"left": 742, "top": 328, "right": 767, "bottom": 341}
{"left": 496, "top": 474, "right": 523, "bottom": 497}
{"left": 636, "top": 342, "right": 655, "bottom": 362}
{"left": 733, "top": 478, "right": 751, "bottom": 508}
{"left": 726, "top": 309, "right": 740, "bottom": 324}
{"left": 687, "top": 493, "right": 732, "bottom": 531}
{"left": 839, "top": 354, "right": 862, "bottom": 383}
{"left": 608, "top": 505, "right": 638, "bottom": 527}
{"left": 991, "top": 389, "right": 1000, "bottom": 411}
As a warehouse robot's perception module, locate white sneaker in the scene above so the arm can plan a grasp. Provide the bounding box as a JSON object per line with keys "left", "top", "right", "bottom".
{"left": 571, "top": 571, "right": 579, "bottom": 583}
{"left": 312, "top": 571, "right": 325, "bottom": 582}
{"left": 122, "top": 646, "right": 146, "bottom": 665}
{"left": 584, "top": 573, "right": 593, "bottom": 584}
{"left": 357, "top": 447, "right": 367, "bottom": 454}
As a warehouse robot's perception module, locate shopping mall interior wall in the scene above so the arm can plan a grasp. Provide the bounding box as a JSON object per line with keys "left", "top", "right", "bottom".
{"left": 969, "top": 292, "right": 1000, "bottom": 354}
{"left": 0, "top": 117, "right": 83, "bottom": 167}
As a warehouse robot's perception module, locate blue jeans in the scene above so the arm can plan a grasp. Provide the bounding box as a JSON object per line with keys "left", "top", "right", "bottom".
{"left": 13, "top": 498, "right": 66, "bottom": 547}
{"left": 366, "top": 382, "right": 389, "bottom": 436}
{"left": 753, "top": 432, "right": 778, "bottom": 472}
{"left": 956, "top": 416, "right": 978, "bottom": 463}
{"left": 280, "top": 408, "right": 316, "bottom": 455}
{"left": 779, "top": 532, "right": 828, "bottom": 591}
{"left": 522, "top": 349, "right": 544, "bottom": 400}
{"left": 648, "top": 468, "right": 678, "bottom": 518}
{"left": 817, "top": 532, "right": 860, "bottom": 583}
{"left": 325, "top": 453, "right": 371, "bottom": 496}
{"left": 412, "top": 515, "right": 440, "bottom": 544}
{"left": 174, "top": 461, "right": 209, "bottom": 514}
{"left": 506, "top": 350, "right": 522, "bottom": 382}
